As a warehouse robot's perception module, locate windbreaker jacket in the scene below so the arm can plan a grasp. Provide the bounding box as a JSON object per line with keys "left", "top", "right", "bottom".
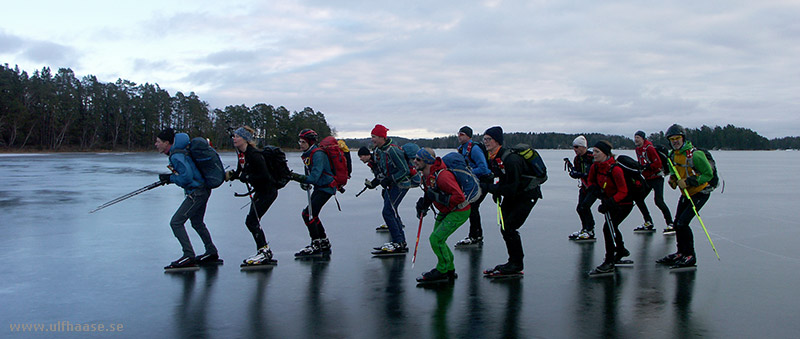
{"left": 635, "top": 139, "right": 663, "bottom": 180}
{"left": 302, "top": 144, "right": 336, "bottom": 195}
{"left": 422, "top": 158, "right": 468, "bottom": 214}
{"left": 669, "top": 141, "right": 713, "bottom": 196}
{"left": 168, "top": 133, "right": 205, "bottom": 193}
{"left": 373, "top": 138, "right": 411, "bottom": 185}
{"left": 488, "top": 146, "right": 540, "bottom": 200}
{"left": 457, "top": 140, "right": 492, "bottom": 179}
{"left": 587, "top": 156, "right": 631, "bottom": 205}
{"left": 233, "top": 144, "right": 276, "bottom": 193}
{"left": 572, "top": 150, "right": 594, "bottom": 188}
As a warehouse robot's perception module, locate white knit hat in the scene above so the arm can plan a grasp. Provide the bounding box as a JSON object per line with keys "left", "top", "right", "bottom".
{"left": 573, "top": 135, "right": 587, "bottom": 147}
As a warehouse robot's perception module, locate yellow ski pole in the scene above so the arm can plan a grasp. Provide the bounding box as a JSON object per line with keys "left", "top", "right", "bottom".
{"left": 667, "top": 157, "right": 720, "bottom": 260}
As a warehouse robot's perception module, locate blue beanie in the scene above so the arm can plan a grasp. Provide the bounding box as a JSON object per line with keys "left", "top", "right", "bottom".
{"left": 415, "top": 148, "right": 436, "bottom": 165}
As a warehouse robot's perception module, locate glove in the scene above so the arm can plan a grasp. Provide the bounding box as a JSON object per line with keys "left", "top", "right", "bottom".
{"left": 425, "top": 189, "right": 450, "bottom": 206}
{"left": 677, "top": 178, "right": 688, "bottom": 190}
{"left": 158, "top": 173, "right": 171, "bottom": 185}
{"left": 492, "top": 193, "right": 501, "bottom": 204}
{"left": 365, "top": 178, "right": 379, "bottom": 189}
{"left": 569, "top": 170, "right": 583, "bottom": 179}
{"left": 300, "top": 183, "right": 312, "bottom": 191}
{"left": 668, "top": 175, "right": 678, "bottom": 189}
{"left": 225, "top": 170, "right": 236, "bottom": 182}
{"left": 380, "top": 176, "right": 393, "bottom": 188}
{"left": 686, "top": 176, "right": 699, "bottom": 187}
{"left": 415, "top": 197, "right": 431, "bottom": 219}
{"left": 290, "top": 172, "right": 306, "bottom": 182}
{"left": 598, "top": 197, "right": 617, "bottom": 214}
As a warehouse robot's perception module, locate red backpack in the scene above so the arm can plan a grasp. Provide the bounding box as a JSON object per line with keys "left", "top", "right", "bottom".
{"left": 317, "top": 136, "right": 350, "bottom": 192}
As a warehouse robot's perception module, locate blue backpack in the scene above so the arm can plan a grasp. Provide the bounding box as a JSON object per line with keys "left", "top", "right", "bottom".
{"left": 439, "top": 152, "right": 482, "bottom": 209}
{"left": 186, "top": 137, "right": 225, "bottom": 189}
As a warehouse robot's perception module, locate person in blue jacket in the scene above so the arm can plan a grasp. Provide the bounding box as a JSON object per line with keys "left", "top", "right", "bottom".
{"left": 289, "top": 129, "right": 335, "bottom": 257}
{"left": 155, "top": 128, "right": 219, "bottom": 270}
{"left": 454, "top": 125, "right": 492, "bottom": 247}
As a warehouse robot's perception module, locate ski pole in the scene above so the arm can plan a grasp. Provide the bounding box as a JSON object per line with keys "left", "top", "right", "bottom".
{"left": 604, "top": 211, "right": 617, "bottom": 246}
{"left": 89, "top": 181, "right": 164, "bottom": 213}
{"left": 496, "top": 198, "right": 505, "bottom": 231}
{"left": 667, "top": 157, "right": 720, "bottom": 260}
{"left": 411, "top": 212, "right": 425, "bottom": 269}
{"left": 355, "top": 185, "right": 368, "bottom": 197}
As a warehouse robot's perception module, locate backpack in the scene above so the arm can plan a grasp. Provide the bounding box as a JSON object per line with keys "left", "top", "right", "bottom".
{"left": 316, "top": 136, "right": 350, "bottom": 192}
{"left": 609, "top": 155, "right": 650, "bottom": 201}
{"left": 399, "top": 142, "right": 422, "bottom": 188}
{"left": 463, "top": 141, "right": 489, "bottom": 164}
{"left": 686, "top": 148, "right": 721, "bottom": 191}
{"left": 338, "top": 139, "right": 353, "bottom": 177}
{"left": 260, "top": 145, "right": 291, "bottom": 189}
{"left": 184, "top": 137, "right": 225, "bottom": 189}
{"left": 439, "top": 152, "right": 482, "bottom": 209}
{"left": 654, "top": 144, "right": 671, "bottom": 175}
{"left": 506, "top": 143, "right": 548, "bottom": 190}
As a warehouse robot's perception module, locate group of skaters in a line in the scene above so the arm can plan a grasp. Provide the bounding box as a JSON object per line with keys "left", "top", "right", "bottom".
{"left": 153, "top": 122, "right": 714, "bottom": 281}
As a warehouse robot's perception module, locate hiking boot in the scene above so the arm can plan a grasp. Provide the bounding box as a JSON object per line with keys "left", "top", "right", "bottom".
{"left": 164, "top": 255, "right": 196, "bottom": 270}
{"left": 633, "top": 221, "right": 654, "bottom": 232}
{"left": 317, "top": 238, "right": 332, "bottom": 255}
{"left": 195, "top": 252, "right": 220, "bottom": 265}
{"left": 663, "top": 224, "right": 676, "bottom": 235}
{"left": 614, "top": 248, "right": 630, "bottom": 262}
{"left": 656, "top": 252, "right": 683, "bottom": 265}
{"left": 378, "top": 242, "right": 408, "bottom": 253}
{"left": 446, "top": 270, "right": 458, "bottom": 280}
{"left": 455, "top": 236, "right": 483, "bottom": 247}
{"left": 576, "top": 229, "right": 595, "bottom": 241}
{"left": 416, "top": 268, "right": 449, "bottom": 282}
{"left": 671, "top": 254, "right": 696, "bottom": 268}
{"left": 244, "top": 245, "right": 273, "bottom": 264}
{"left": 568, "top": 229, "right": 583, "bottom": 240}
{"left": 375, "top": 224, "right": 389, "bottom": 231}
{"left": 590, "top": 260, "right": 616, "bottom": 275}
{"left": 295, "top": 242, "right": 322, "bottom": 257}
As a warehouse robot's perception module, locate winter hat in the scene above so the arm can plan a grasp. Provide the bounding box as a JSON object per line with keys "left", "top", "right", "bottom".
{"left": 484, "top": 126, "right": 504, "bottom": 145}
{"left": 572, "top": 135, "right": 587, "bottom": 148}
{"left": 635, "top": 130, "right": 646, "bottom": 140}
{"left": 357, "top": 146, "right": 371, "bottom": 156}
{"left": 298, "top": 129, "right": 318, "bottom": 144}
{"left": 158, "top": 128, "right": 175, "bottom": 144}
{"left": 593, "top": 140, "right": 612, "bottom": 156}
{"left": 371, "top": 124, "right": 389, "bottom": 138}
{"left": 459, "top": 126, "right": 473, "bottom": 138}
{"left": 234, "top": 127, "right": 254, "bottom": 142}
{"left": 415, "top": 147, "right": 436, "bottom": 165}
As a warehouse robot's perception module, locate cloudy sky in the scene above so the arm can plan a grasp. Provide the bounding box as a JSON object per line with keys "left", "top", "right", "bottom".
{"left": 2, "top": 0, "right": 798, "bottom": 139}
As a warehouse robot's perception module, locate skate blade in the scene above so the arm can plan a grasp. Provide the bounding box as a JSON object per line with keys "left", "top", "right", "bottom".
{"left": 588, "top": 270, "right": 615, "bottom": 277}
{"left": 663, "top": 232, "right": 676, "bottom": 236}
{"left": 198, "top": 259, "right": 224, "bottom": 266}
{"left": 634, "top": 229, "right": 656, "bottom": 233}
{"left": 615, "top": 260, "right": 634, "bottom": 267}
{"left": 454, "top": 243, "right": 483, "bottom": 249}
{"left": 669, "top": 265, "right": 697, "bottom": 272}
{"left": 371, "top": 252, "right": 408, "bottom": 257}
{"left": 164, "top": 266, "right": 200, "bottom": 273}
{"left": 573, "top": 238, "right": 597, "bottom": 243}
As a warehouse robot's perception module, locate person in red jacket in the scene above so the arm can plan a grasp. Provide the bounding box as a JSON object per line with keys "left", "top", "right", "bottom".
{"left": 414, "top": 148, "right": 470, "bottom": 283}
{"left": 632, "top": 131, "right": 674, "bottom": 232}
{"left": 586, "top": 141, "right": 634, "bottom": 275}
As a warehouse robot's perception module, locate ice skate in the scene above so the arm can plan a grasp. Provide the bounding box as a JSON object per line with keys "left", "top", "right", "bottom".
{"left": 633, "top": 221, "right": 655, "bottom": 233}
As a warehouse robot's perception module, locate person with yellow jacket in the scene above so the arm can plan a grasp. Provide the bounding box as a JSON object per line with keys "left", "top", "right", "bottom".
{"left": 657, "top": 124, "right": 713, "bottom": 268}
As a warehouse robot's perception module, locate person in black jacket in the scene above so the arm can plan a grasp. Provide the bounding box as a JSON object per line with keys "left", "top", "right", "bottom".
{"left": 481, "top": 126, "right": 540, "bottom": 275}
{"left": 568, "top": 135, "right": 597, "bottom": 241}
{"left": 226, "top": 126, "right": 279, "bottom": 265}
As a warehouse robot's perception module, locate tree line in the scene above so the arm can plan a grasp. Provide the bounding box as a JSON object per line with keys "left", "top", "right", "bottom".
{"left": 344, "top": 125, "right": 799, "bottom": 151}
{"left": 3, "top": 64, "right": 797, "bottom": 152}
{"left": 0, "top": 64, "right": 331, "bottom": 151}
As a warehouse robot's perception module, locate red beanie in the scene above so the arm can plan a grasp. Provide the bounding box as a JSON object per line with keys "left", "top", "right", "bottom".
{"left": 371, "top": 124, "right": 389, "bottom": 138}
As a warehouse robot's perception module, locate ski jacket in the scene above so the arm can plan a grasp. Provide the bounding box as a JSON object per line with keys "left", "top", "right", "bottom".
{"left": 572, "top": 150, "right": 594, "bottom": 188}
{"left": 457, "top": 140, "right": 491, "bottom": 179}
{"left": 488, "top": 147, "right": 540, "bottom": 200}
{"left": 301, "top": 144, "right": 336, "bottom": 195}
{"left": 168, "top": 133, "right": 205, "bottom": 193}
{"left": 423, "top": 158, "right": 468, "bottom": 214}
{"left": 635, "top": 139, "right": 663, "bottom": 180}
{"left": 669, "top": 141, "right": 713, "bottom": 196}
{"left": 232, "top": 144, "right": 276, "bottom": 193}
{"left": 587, "top": 156, "right": 631, "bottom": 205}
{"left": 373, "top": 138, "right": 411, "bottom": 186}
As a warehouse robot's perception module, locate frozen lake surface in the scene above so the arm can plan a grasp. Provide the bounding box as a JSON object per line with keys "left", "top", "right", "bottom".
{"left": 2, "top": 149, "right": 799, "bottom": 338}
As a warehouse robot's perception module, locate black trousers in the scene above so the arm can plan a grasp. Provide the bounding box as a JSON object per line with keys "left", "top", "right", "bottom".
{"left": 245, "top": 188, "right": 278, "bottom": 249}
{"left": 301, "top": 189, "right": 333, "bottom": 240}
{"left": 635, "top": 177, "right": 673, "bottom": 225}
{"left": 602, "top": 203, "right": 634, "bottom": 262}
{"left": 499, "top": 197, "right": 537, "bottom": 267}
{"left": 576, "top": 187, "right": 597, "bottom": 231}
{"left": 674, "top": 192, "right": 710, "bottom": 256}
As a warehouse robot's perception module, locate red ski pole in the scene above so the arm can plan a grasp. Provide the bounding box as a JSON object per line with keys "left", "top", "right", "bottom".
{"left": 411, "top": 214, "right": 425, "bottom": 269}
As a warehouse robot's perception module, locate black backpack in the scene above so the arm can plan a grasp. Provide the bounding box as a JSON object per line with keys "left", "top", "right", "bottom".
{"left": 686, "top": 148, "right": 720, "bottom": 191}
{"left": 610, "top": 155, "right": 650, "bottom": 201}
{"left": 654, "top": 144, "right": 671, "bottom": 175}
{"left": 261, "top": 146, "right": 291, "bottom": 189}
{"left": 504, "top": 143, "right": 548, "bottom": 191}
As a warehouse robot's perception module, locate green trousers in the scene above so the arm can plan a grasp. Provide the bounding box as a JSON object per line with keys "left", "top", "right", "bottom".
{"left": 430, "top": 209, "right": 470, "bottom": 273}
